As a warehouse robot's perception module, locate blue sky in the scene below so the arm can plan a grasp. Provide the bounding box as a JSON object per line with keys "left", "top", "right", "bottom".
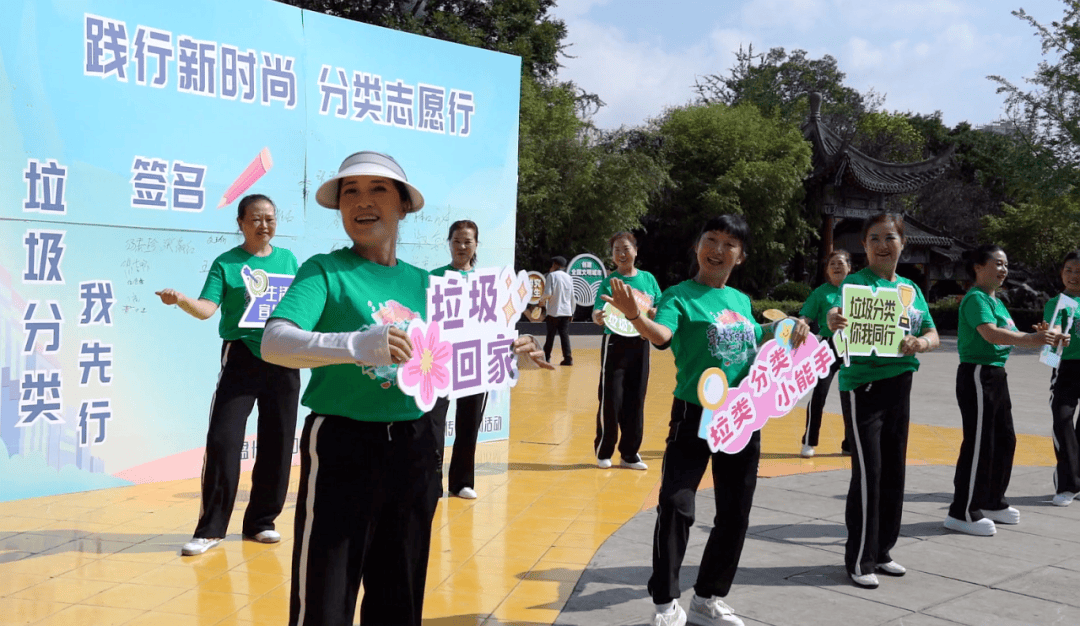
{"left": 550, "top": 0, "right": 1065, "bottom": 130}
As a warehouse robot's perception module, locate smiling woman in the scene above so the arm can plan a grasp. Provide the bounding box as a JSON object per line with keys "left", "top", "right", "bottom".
{"left": 258, "top": 151, "right": 551, "bottom": 626}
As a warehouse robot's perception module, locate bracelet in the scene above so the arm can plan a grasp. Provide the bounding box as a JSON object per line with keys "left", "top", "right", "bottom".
{"left": 626, "top": 312, "right": 640, "bottom": 321}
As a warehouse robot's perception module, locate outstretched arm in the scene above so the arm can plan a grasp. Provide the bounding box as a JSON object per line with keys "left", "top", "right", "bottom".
{"left": 601, "top": 277, "right": 672, "bottom": 346}
{"left": 156, "top": 289, "right": 218, "bottom": 320}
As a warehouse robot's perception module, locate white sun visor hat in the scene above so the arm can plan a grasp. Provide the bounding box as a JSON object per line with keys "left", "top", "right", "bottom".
{"left": 315, "top": 151, "right": 425, "bottom": 212}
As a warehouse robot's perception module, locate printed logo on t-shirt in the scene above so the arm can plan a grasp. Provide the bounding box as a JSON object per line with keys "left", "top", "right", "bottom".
{"left": 238, "top": 264, "right": 294, "bottom": 328}
{"left": 706, "top": 310, "right": 756, "bottom": 368}
{"left": 361, "top": 299, "right": 421, "bottom": 389}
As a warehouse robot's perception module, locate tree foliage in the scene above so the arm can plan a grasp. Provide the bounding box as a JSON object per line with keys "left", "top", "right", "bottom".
{"left": 982, "top": 197, "right": 1080, "bottom": 279}
{"left": 515, "top": 80, "right": 667, "bottom": 270}
{"left": 989, "top": 1, "right": 1080, "bottom": 170}
{"left": 279, "top": 0, "right": 566, "bottom": 81}
{"left": 855, "top": 111, "right": 925, "bottom": 163}
{"left": 640, "top": 103, "right": 813, "bottom": 295}
{"left": 694, "top": 46, "right": 881, "bottom": 138}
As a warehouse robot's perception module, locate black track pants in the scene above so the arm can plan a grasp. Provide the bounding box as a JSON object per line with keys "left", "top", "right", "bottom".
{"left": 595, "top": 334, "right": 650, "bottom": 463}
{"left": 648, "top": 399, "right": 759, "bottom": 603}
{"left": 194, "top": 340, "right": 300, "bottom": 539}
{"left": 1051, "top": 360, "right": 1080, "bottom": 494}
{"left": 845, "top": 372, "right": 911, "bottom": 577}
{"left": 289, "top": 413, "right": 442, "bottom": 626}
{"left": 948, "top": 363, "right": 1015, "bottom": 521}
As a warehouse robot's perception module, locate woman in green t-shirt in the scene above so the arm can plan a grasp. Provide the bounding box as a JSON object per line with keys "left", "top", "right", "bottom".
{"left": 429, "top": 219, "right": 488, "bottom": 499}
{"left": 798, "top": 249, "right": 854, "bottom": 458}
{"left": 827, "top": 213, "right": 939, "bottom": 589}
{"left": 155, "top": 194, "right": 301, "bottom": 557}
{"left": 591, "top": 231, "right": 662, "bottom": 471}
{"left": 1046, "top": 249, "right": 1080, "bottom": 506}
{"left": 605, "top": 214, "right": 809, "bottom": 626}
{"left": 945, "top": 244, "right": 1058, "bottom": 536}
{"left": 260, "top": 152, "right": 549, "bottom": 626}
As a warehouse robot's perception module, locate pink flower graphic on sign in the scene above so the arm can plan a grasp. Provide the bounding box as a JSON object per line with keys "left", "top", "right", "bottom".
{"left": 400, "top": 322, "right": 452, "bottom": 408}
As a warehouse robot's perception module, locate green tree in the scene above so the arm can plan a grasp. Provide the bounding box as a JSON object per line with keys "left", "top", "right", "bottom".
{"left": 989, "top": 1, "right": 1080, "bottom": 170}
{"left": 694, "top": 46, "right": 881, "bottom": 138}
{"left": 516, "top": 80, "right": 667, "bottom": 271}
{"left": 855, "top": 111, "right": 925, "bottom": 163}
{"left": 641, "top": 103, "right": 813, "bottom": 294}
{"left": 982, "top": 197, "right": 1080, "bottom": 280}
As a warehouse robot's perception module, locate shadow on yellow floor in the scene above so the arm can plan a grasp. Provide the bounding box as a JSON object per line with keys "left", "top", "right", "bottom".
{"left": 0, "top": 346, "right": 1053, "bottom": 625}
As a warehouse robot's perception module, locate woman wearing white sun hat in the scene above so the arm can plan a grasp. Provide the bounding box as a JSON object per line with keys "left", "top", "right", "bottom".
{"left": 261, "top": 151, "right": 549, "bottom": 626}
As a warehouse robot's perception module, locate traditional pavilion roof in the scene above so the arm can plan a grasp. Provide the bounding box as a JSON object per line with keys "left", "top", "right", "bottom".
{"left": 802, "top": 93, "right": 954, "bottom": 195}
{"left": 903, "top": 216, "right": 959, "bottom": 248}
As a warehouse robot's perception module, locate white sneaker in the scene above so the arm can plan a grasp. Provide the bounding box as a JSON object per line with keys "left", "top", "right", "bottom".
{"left": 597, "top": 458, "right": 612, "bottom": 469}
{"left": 181, "top": 537, "right": 221, "bottom": 556}
{"left": 876, "top": 560, "right": 906, "bottom": 576}
{"left": 653, "top": 602, "right": 687, "bottom": 626}
{"left": 980, "top": 506, "right": 1019, "bottom": 525}
{"left": 1053, "top": 492, "right": 1075, "bottom": 507}
{"left": 453, "top": 487, "right": 478, "bottom": 499}
{"left": 849, "top": 571, "right": 879, "bottom": 588}
{"left": 800, "top": 444, "right": 815, "bottom": 458}
{"left": 688, "top": 595, "right": 744, "bottom": 626}
{"left": 245, "top": 530, "right": 281, "bottom": 543}
{"left": 944, "top": 515, "right": 996, "bottom": 536}
{"left": 620, "top": 458, "right": 649, "bottom": 470}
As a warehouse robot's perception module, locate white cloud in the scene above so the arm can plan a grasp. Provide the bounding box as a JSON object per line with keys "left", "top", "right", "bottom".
{"left": 558, "top": 18, "right": 759, "bottom": 128}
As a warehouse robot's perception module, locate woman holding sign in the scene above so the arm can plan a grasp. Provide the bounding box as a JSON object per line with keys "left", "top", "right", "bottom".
{"left": 827, "top": 213, "right": 939, "bottom": 589}
{"left": 260, "top": 151, "right": 548, "bottom": 626}
{"left": 798, "top": 249, "right": 854, "bottom": 458}
{"left": 944, "top": 245, "right": 1059, "bottom": 536}
{"left": 1046, "top": 249, "right": 1080, "bottom": 506}
{"left": 429, "top": 219, "right": 488, "bottom": 499}
{"left": 591, "top": 232, "right": 662, "bottom": 470}
{"left": 155, "top": 194, "right": 300, "bottom": 557}
{"left": 606, "top": 215, "right": 809, "bottom": 626}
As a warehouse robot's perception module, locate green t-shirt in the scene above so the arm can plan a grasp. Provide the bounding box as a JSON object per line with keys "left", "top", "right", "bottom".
{"left": 837, "top": 268, "right": 935, "bottom": 392}
{"left": 653, "top": 280, "right": 763, "bottom": 405}
{"left": 430, "top": 263, "right": 472, "bottom": 279}
{"left": 958, "top": 287, "right": 1015, "bottom": 366}
{"left": 270, "top": 249, "right": 428, "bottom": 422}
{"left": 1045, "top": 293, "right": 1080, "bottom": 361}
{"left": 198, "top": 245, "right": 298, "bottom": 359}
{"left": 593, "top": 269, "right": 663, "bottom": 335}
{"left": 799, "top": 282, "right": 842, "bottom": 339}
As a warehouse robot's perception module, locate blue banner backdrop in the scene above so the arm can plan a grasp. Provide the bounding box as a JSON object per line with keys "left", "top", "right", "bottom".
{"left": 0, "top": 0, "right": 521, "bottom": 501}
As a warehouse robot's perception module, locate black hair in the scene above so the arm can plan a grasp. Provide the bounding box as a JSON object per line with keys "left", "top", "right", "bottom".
{"left": 391, "top": 180, "right": 411, "bottom": 209}
{"left": 448, "top": 219, "right": 479, "bottom": 266}
{"left": 861, "top": 212, "right": 905, "bottom": 241}
{"left": 1063, "top": 249, "right": 1080, "bottom": 267}
{"left": 237, "top": 194, "right": 274, "bottom": 221}
{"left": 689, "top": 214, "right": 751, "bottom": 277}
{"left": 698, "top": 214, "right": 751, "bottom": 251}
{"left": 962, "top": 244, "right": 1005, "bottom": 276}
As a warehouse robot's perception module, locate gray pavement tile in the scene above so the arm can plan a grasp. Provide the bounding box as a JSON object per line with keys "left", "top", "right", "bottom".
{"left": 754, "top": 520, "right": 847, "bottom": 551}
{"left": 730, "top": 580, "right": 912, "bottom": 626}
{"left": 751, "top": 487, "right": 847, "bottom": 519}
{"left": 878, "top": 615, "right": 970, "bottom": 626}
{"left": 746, "top": 505, "right": 817, "bottom": 534}
{"left": 925, "top": 587, "right": 1080, "bottom": 626}
{"left": 790, "top": 565, "right": 984, "bottom": 613}
{"left": 892, "top": 537, "right": 1044, "bottom": 586}
{"left": 992, "top": 565, "right": 1080, "bottom": 609}
{"left": 558, "top": 466, "right": 1080, "bottom": 625}
{"left": 942, "top": 525, "right": 1080, "bottom": 563}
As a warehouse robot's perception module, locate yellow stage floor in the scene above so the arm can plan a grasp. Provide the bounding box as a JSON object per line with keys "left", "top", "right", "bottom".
{"left": 0, "top": 346, "right": 1054, "bottom": 625}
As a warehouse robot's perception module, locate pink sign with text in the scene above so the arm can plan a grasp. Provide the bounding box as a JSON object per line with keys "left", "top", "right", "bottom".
{"left": 697, "top": 321, "right": 836, "bottom": 454}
